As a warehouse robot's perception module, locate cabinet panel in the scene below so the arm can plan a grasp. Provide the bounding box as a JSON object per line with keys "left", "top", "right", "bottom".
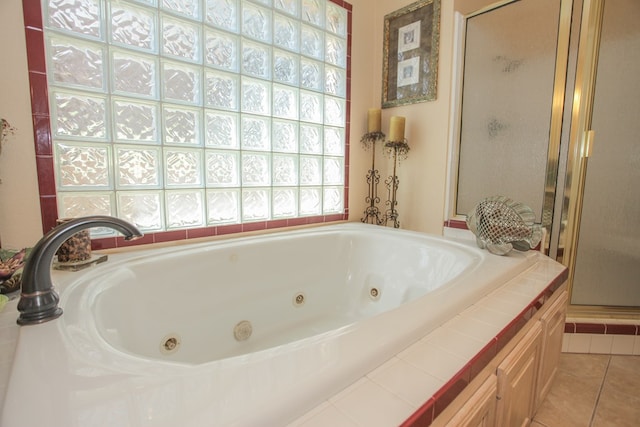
{"left": 496, "top": 322, "right": 542, "bottom": 427}
{"left": 537, "top": 290, "right": 568, "bottom": 407}
{"left": 443, "top": 374, "right": 497, "bottom": 427}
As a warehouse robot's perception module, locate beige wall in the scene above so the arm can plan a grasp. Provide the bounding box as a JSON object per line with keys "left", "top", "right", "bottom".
{"left": 0, "top": 0, "right": 472, "bottom": 249}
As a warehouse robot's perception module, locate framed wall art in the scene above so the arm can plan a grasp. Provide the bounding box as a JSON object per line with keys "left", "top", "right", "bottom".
{"left": 382, "top": 0, "right": 441, "bottom": 108}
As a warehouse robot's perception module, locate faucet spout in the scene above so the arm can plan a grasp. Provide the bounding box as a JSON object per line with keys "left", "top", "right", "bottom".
{"left": 17, "top": 216, "right": 143, "bottom": 326}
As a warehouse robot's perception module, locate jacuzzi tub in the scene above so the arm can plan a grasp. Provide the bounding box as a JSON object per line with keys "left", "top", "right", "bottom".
{"left": 2, "top": 223, "right": 544, "bottom": 427}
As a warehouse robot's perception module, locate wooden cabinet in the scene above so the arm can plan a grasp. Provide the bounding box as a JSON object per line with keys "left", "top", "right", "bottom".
{"left": 496, "top": 322, "right": 542, "bottom": 427}
{"left": 536, "top": 290, "right": 568, "bottom": 407}
{"left": 433, "top": 283, "right": 568, "bottom": 427}
{"left": 444, "top": 374, "right": 497, "bottom": 427}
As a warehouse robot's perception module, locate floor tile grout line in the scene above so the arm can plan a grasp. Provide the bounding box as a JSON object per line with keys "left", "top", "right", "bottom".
{"left": 588, "top": 354, "right": 611, "bottom": 427}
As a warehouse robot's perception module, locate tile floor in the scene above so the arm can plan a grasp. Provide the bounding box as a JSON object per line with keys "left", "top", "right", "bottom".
{"left": 532, "top": 353, "right": 640, "bottom": 427}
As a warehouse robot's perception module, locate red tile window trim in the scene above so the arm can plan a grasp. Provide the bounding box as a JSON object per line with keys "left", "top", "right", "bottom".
{"left": 401, "top": 266, "right": 568, "bottom": 427}
{"left": 23, "top": 0, "right": 352, "bottom": 248}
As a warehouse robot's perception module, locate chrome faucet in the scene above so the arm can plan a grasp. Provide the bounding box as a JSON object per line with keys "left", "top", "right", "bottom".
{"left": 17, "top": 216, "right": 143, "bottom": 326}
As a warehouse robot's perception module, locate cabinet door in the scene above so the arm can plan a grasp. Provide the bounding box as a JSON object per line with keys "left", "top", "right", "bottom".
{"left": 496, "top": 322, "right": 542, "bottom": 427}
{"left": 537, "top": 290, "right": 568, "bottom": 408}
{"left": 444, "top": 374, "right": 497, "bottom": 427}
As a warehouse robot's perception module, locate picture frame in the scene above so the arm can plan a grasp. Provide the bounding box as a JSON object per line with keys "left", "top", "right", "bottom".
{"left": 382, "top": 0, "right": 441, "bottom": 108}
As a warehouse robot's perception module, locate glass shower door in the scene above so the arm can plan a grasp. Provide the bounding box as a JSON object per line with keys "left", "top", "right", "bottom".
{"left": 570, "top": 0, "right": 640, "bottom": 307}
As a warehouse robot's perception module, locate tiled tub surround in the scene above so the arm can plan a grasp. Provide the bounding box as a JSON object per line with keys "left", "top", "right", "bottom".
{"left": 0, "top": 223, "right": 566, "bottom": 427}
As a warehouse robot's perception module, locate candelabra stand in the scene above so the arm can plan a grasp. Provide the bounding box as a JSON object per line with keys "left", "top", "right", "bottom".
{"left": 383, "top": 140, "right": 410, "bottom": 228}
{"left": 360, "top": 131, "right": 385, "bottom": 225}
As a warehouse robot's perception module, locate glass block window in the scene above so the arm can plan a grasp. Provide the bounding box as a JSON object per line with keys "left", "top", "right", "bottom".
{"left": 41, "top": 0, "right": 349, "bottom": 235}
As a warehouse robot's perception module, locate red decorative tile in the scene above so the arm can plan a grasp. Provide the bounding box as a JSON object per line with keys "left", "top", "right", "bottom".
{"left": 433, "top": 369, "right": 471, "bottom": 419}
{"left": 266, "top": 219, "right": 288, "bottom": 230}
{"left": 443, "top": 219, "right": 468, "bottom": 229}
{"left": 186, "top": 227, "right": 215, "bottom": 239}
{"left": 242, "top": 221, "right": 267, "bottom": 232}
{"left": 469, "top": 339, "right": 498, "bottom": 379}
{"left": 400, "top": 398, "right": 435, "bottom": 427}
{"left": 25, "top": 28, "right": 47, "bottom": 73}
{"left": 153, "top": 230, "right": 187, "bottom": 243}
{"left": 35, "top": 155, "right": 56, "bottom": 196}
{"left": 564, "top": 322, "right": 576, "bottom": 333}
{"left": 22, "top": 0, "right": 44, "bottom": 29}
{"left": 28, "top": 71, "right": 50, "bottom": 116}
{"left": 605, "top": 324, "right": 637, "bottom": 335}
{"left": 32, "top": 115, "right": 53, "bottom": 155}
{"left": 117, "top": 233, "right": 154, "bottom": 247}
{"left": 575, "top": 323, "right": 606, "bottom": 334}
{"left": 91, "top": 237, "right": 117, "bottom": 251}
{"left": 217, "top": 224, "right": 243, "bottom": 236}
{"left": 38, "top": 196, "right": 58, "bottom": 233}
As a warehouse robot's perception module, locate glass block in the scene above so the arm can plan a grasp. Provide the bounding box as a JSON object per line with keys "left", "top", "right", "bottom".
{"left": 241, "top": 77, "right": 271, "bottom": 115}
{"left": 300, "top": 58, "right": 323, "bottom": 91}
{"left": 241, "top": 115, "right": 271, "bottom": 151}
{"left": 113, "top": 98, "right": 158, "bottom": 143}
{"left": 274, "top": 0, "right": 300, "bottom": 17}
{"left": 326, "top": 2, "right": 347, "bottom": 37}
{"left": 162, "top": 0, "right": 200, "bottom": 20}
{"left": 112, "top": 50, "right": 157, "bottom": 98}
{"left": 324, "top": 65, "right": 345, "bottom": 96}
{"left": 162, "top": 61, "right": 201, "bottom": 105}
{"left": 273, "top": 85, "right": 298, "bottom": 119}
{"left": 166, "top": 190, "right": 205, "bottom": 228}
{"left": 161, "top": 15, "right": 200, "bottom": 62}
{"left": 299, "top": 123, "right": 322, "bottom": 154}
{"left": 53, "top": 91, "right": 107, "bottom": 140}
{"left": 205, "top": 111, "right": 239, "bottom": 148}
{"left": 324, "top": 126, "right": 344, "bottom": 155}
{"left": 272, "top": 154, "right": 298, "bottom": 186}
{"left": 301, "top": 0, "right": 324, "bottom": 28}
{"left": 273, "top": 188, "right": 297, "bottom": 218}
{"left": 205, "top": 0, "right": 239, "bottom": 32}
{"left": 299, "top": 155, "right": 321, "bottom": 185}
{"left": 325, "top": 35, "right": 347, "bottom": 68}
{"left": 242, "top": 188, "right": 270, "bottom": 221}
{"left": 205, "top": 29, "right": 239, "bottom": 71}
{"left": 47, "top": 0, "right": 102, "bottom": 39}
{"left": 273, "top": 14, "right": 299, "bottom": 52}
{"left": 207, "top": 189, "right": 240, "bottom": 224}
{"left": 110, "top": 3, "right": 156, "bottom": 52}
{"left": 323, "top": 156, "right": 343, "bottom": 185}
{"left": 206, "top": 150, "right": 239, "bottom": 187}
{"left": 115, "top": 145, "right": 161, "bottom": 188}
{"left": 323, "top": 187, "right": 343, "bottom": 213}
{"left": 249, "top": 0, "right": 272, "bottom": 6}
{"left": 241, "top": 152, "right": 271, "bottom": 186}
{"left": 117, "top": 191, "right": 164, "bottom": 231}
{"left": 300, "top": 24, "right": 324, "bottom": 59}
{"left": 163, "top": 106, "right": 201, "bottom": 144}
{"left": 273, "top": 49, "right": 299, "bottom": 85}
{"left": 299, "top": 187, "right": 321, "bottom": 215}
{"left": 242, "top": 3, "right": 272, "bottom": 43}
{"left": 164, "top": 149, "right": 203, "bottom": 186}
{"left": 58, "top": 192, "right": 114, "bottom": 222}
{"left": 56, "top": 142, "right": 111, "bottom": 188}
{"left": 205, "top": 70, "right": 239, "bottom": 110}
{"left": 324, "top": 96, "right": 345, "bottom": 126}
{"left": 299, "top": 90, "right": 323, "bottom": 123}
{"left": 49, "top": 36, "right": 104, "bottom": 90}
{"left": 272, "top": 119, "right": 298, "bottom": 153}
{"left": 241, "top": 39, "right": 271, "bottom": 79}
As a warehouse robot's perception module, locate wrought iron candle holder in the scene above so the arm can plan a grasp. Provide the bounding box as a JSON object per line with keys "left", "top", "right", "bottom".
{"left": 360, "top": 131, "right": 386, "bottom": 225}
{"left": 382, "top": 139, "right": 410, "bottom": 228}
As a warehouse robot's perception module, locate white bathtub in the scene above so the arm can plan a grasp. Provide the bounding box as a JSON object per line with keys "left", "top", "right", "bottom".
{"left": 2, "top": 223, "right": 543, "bottom": 427}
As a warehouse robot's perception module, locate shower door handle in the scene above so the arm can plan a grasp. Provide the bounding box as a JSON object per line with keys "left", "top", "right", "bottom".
{"left": 582, "top": 130, "right": 595, "bottom": 158}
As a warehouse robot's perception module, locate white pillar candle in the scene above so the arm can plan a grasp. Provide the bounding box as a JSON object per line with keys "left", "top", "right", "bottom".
{"left": 367, "top": 108, "right": 382, "bottom": 133}
{"left": 389, "top": 116, "right": 405, "bottom": 141}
